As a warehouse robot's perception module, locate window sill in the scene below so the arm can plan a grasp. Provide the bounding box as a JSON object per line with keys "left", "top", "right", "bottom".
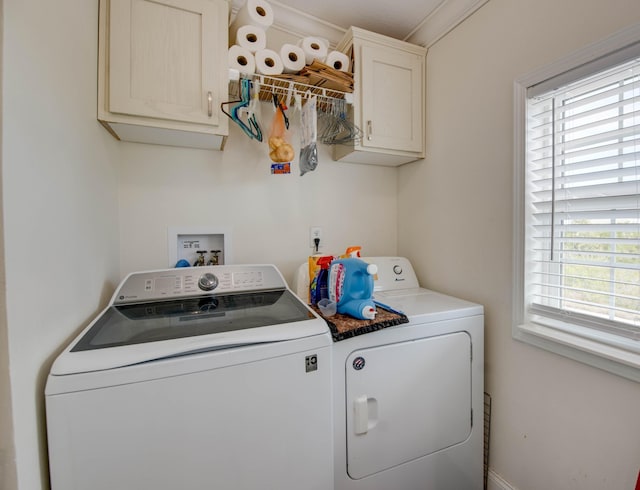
{"left": 514, "top": 322, "right": 640, "bottom": 383}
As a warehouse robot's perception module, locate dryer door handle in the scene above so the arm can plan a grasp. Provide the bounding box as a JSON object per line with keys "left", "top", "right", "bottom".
{"left": 354, "top": 395, "right": 378, "bottom": 435}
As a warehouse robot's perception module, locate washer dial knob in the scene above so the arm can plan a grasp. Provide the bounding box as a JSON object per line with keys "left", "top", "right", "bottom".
{"left": 198, "top": 272, "right": 219, "bottom": 291}
{"left": 393, "top": 265, "right": 403, "bottom": 275}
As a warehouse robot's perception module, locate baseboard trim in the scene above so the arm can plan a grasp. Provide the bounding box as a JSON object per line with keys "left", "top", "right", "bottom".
{"left": 488, "top": 468, "right": 518, "bottom": 490}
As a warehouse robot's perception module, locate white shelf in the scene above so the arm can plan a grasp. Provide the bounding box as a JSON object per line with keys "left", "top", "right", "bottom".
{"left": 228, "top": 69, "right": 353, "bottom": 108}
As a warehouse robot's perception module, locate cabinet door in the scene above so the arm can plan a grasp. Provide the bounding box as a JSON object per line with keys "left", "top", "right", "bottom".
{"left": 108, "top": 0, "right": 224, "bottom": 128}
{"left": 360, "top": 43, "right": 423, "bottom": 152}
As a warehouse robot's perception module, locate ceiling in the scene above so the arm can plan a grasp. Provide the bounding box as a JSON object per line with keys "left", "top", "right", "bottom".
{"left": 272, "top": 0, "right": 445, "bottom": 41}
{"left": 230, "top": 0, "right": 488, "bottom": 47}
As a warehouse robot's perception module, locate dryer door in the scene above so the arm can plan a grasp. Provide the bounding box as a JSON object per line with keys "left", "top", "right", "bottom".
{"left": 345, "top": 332, "right": 472, "bottom": 479}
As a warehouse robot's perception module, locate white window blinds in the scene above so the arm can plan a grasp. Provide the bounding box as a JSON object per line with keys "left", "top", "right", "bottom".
{"left": 525, "top": 58, "right": 640, "bottom": 342}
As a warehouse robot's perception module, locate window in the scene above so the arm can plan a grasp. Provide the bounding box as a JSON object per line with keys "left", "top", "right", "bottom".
{"left": 514, "top": 25, "right": 640, "bottom": 381}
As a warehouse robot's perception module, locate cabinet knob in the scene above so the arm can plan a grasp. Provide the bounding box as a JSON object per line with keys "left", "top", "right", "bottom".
{"left": 207, "top": 91, "right": 213, "bottom": 117}
{"left": 367, "top": 120, "right": 373, "bottom": 140}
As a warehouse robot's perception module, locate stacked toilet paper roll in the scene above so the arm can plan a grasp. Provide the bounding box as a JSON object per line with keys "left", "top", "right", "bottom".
{"left": 255, "top": 48, "right": 284, "bottom": 76}
{"left": 229, "top": 0, "right": 274, "bottom": 44}
{"left": 298, "top": 36, "right": 329, "bottom": 64}
{"left": 325, "top": 50, "right": 350, "bottom": 72}
{"left": 233, "top": 25, "right": 267, "bottom": 53}
{"left": 228, "top": 45, "right": 256, "bottom": 75}
{"left": 227, "top": 0, "right": 354, "bottom": 78}
{"left": 280, "top": 44, "right": 306, "bottom": 74}
{"left": 228, "top": 0, "right": 276, "bottom": 76}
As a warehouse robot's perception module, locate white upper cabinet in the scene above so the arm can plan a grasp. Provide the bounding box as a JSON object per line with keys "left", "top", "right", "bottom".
{"left": 98, "top": 0, "right": 229, "bottom": 150}
{"left": 333, "top": 27, "right": 426, "bottom": 166}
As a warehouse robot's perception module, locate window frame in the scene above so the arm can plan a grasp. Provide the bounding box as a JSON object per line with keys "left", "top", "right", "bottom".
{"left": 513, "top": 24, "right": 640, "bottom": 383}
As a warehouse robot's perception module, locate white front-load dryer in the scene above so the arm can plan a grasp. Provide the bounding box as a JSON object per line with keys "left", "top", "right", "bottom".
{"left": 294, "top": 256, "right": 484, "bottom": 490}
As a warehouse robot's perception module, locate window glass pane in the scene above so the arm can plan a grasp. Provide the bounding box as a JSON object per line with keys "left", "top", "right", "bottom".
{"left": 525, "top": 58, "right": 640, "bottom": 339}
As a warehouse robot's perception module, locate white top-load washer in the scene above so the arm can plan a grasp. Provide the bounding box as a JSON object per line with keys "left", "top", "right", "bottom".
{"left": 46, "top": 264, "right": 333, "bottom": 490}
{"left": 295, "top": 256, "right": 484, "bottom": 490}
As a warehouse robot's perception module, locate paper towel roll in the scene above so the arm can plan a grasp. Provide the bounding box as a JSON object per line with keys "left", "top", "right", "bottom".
{"left": 229, "top": 0, "right": 274, "bottom": 41}
{"left": 254, "top": 49, "right": 284, "bottom": 76}
{"left": 298, "top": 37, "right": 329, "bottom": 64}
{"left": 228, "top": 45, "right": 255, "bottom": 75}
{"left": 279, "top": 44, "right": 306, "bottom": 74}
{"left": 234, "top": 25, "right": 267, "bottom": 53}
{"left": 326, "top": 50, "right": 350, "bottom": 72}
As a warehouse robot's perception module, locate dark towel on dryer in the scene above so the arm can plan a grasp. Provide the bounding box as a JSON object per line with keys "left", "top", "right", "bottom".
{"left": 311, "top": 304, "right": 409, "bottom": 342}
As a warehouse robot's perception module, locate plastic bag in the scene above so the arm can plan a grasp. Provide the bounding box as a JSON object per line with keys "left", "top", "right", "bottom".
{"left": 299, "top": 96, "right": 318, "bottom": 176}
{"left": 268, "top": 103, "right": 294, "bottom": 163}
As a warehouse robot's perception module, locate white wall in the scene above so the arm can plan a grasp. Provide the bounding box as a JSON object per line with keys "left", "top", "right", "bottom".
{"left": 0, "top": 0, "right": 18, "bottom": 486}
{"left": 2, "top": 0, "right": 120, "bottom": 488}
{"left": 117, "top": 125, "right": 398, "bottom": 284}
{"left": 398, "top": 1, "right": 640, "bottom": 489}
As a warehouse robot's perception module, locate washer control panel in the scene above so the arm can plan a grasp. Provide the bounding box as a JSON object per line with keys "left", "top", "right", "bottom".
{"left": 198, "top": 272, "right": 219, "bottom": 291}
{"left": 113, "top": 265, "right": 284, "bottom": 304}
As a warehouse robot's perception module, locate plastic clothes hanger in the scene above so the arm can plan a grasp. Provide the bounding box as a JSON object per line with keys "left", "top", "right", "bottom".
{"left": 233, "top": 79, "right": 262, "bottom": 141}
{"left": 247, "top": 80, "right": 261, "bottom": 124}
{"left": 235, "top": 79, "right": 263, "bottom": 141}
{"left": 220, "top": 79, "right": 263, "bottom": 141}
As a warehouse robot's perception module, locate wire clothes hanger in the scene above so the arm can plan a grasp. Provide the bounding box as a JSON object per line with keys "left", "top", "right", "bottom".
{"left": 221, "top": 78, "right": 263, "bottom": 142}
{"left": 318, "top": 97, "right": 362, "bottom": 145}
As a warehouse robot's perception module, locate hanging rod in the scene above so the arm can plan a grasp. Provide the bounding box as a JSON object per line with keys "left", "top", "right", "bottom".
{"left": 228, "top": 68, "right": 354, "bottom": 106}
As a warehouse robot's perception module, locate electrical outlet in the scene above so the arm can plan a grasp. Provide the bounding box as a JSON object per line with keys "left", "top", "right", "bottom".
{"left": 309, "top": 227, "right": 322, "bottom": 249}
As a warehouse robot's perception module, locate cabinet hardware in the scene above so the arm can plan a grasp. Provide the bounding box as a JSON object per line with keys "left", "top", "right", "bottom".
{"left": 207, "top": 91, "right": 213, "bottom": 117}
{"left": 367, "top": 120, "right": 373, "bottom": 140}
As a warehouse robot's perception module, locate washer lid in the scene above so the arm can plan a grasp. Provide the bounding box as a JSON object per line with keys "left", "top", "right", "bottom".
{"left": 51, "top": 289, "right": 328, "bottom": 375}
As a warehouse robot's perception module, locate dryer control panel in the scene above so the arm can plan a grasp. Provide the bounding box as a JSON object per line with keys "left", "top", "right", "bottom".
{"left": 362, "top": 257, "right": 420, "bottom": 291}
